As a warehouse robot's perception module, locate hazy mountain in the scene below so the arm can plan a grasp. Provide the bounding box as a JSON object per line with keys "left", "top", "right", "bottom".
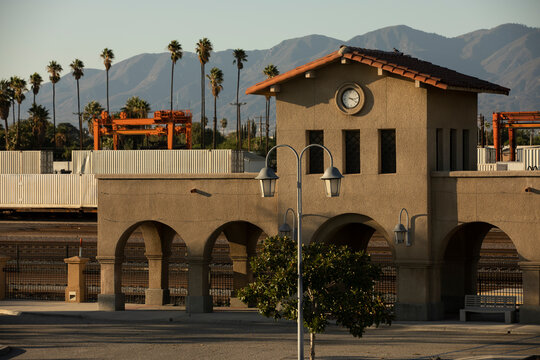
{"left": 17, "top": 24, "right": 540, "bottom": 131}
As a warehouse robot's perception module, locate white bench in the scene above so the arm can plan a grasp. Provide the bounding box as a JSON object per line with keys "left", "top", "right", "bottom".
{"left": 460, "top": 295, "right": 516, "bottom": 323}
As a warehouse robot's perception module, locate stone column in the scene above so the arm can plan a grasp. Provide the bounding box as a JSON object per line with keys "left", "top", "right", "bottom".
{"left": 0, "top": 255, "right": 9, "bottom": 300}
{"left": 394, "top": 261, "right": 444, "bottom": 321}
{"left": 97, "top": 256, "right": 125, "bottom": 311}
{"left": 186, "top": 256, "right": 213, "bottom": 313}
{"left": 64, "top": 256, "right": 89, "bottom": 303}
{"left": 145, "top": 254, "right": 170, "bottom": 305}
{"left": 519, "top": 261, "right": 540, "bottom": 323}
{"left": 230, "top": 255, "right": 249, "bottom": 307}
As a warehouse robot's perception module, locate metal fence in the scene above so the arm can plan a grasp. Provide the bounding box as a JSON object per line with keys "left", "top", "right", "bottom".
{"left": 367, "top": 235, "right": 397, "bottom": 306}
{"left": 210, "top": 239, "right": 233, "bottom": 306}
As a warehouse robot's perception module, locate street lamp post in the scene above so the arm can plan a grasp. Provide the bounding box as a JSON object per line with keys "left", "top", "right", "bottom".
{"left": 255, "top": 144, "right": 343, "bottom": 360}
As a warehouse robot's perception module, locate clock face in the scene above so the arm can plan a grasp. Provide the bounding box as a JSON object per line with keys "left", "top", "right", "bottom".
{"left": 341, "top": 88, "right": 360, "bottom": 109}
{"left": 335, "top": 82, "right": 365, "bottom": 115}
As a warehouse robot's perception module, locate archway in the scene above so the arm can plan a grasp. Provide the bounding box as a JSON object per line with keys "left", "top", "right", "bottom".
{"left": 312, "top": 213, "right": 396, "bottom": 305}
{"left": 440, "top": 222, "right": 522, "bottom": 318}
{"left": 203, "top": 221, "right": 268, "bottom": 307}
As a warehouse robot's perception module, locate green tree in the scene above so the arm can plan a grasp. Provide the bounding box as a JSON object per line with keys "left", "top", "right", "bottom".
{"left": 232, "top": 49, "right": 247, "bottom": 150}
{"left": 29, "top": 72, "right": 43, "bottom": 105}
{"left": 206, "top": 67, "right": 223, "bottom": 149}
{"left": 263, "top": 64, "right": 279, "bottom": 154}
{"left": 46, "top": 60, "right": 63, "bottom": 146}
{"left": 70, "top": 59, "right": 85, "bottom": 149}
{"left": 83, "top": 100, "right": 104, "bottom": 136}
{"left": 167, "top": 40, "right": 183, "bottom": 115}
{"left": 100, "top": 48, "right": 115, "bottom": 113}
{"left": 28, "top": 104, "right": 50, "bottom": 149}
{"left": 0, "top": 79, "right": 12, "bottom": 149}
{"left": 196, "top": 38, "right": 213, "bottom": 149}
{"left": 238, "top": 236, "right": 392, "bottom": 360}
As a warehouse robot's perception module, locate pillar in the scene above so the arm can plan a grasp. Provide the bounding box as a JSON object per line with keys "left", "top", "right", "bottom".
{"left": 509, "top": 127, "right": 515, "bottom": 161}
{"left": 186, "top": 256, "right": 213, "bottom": 313}
{"left": 93, "top": 119, "right": 100, "bottom": 150}
{"left": 0, "top": 255, "right": 9, "bottom": 300}
{"left": 64, "top": 256, "right": 89, "bottom": 303}
{"left": 395, "top": 261, "right": 444, "bottom": 320}
{"left": 97, "top": 256, "right": 125, "bottom": 311}
{"left": 145, "top": 254, "right": 170, "bottom": 305}
{"left": 519, "top": 261, "right": 540, "bottom": 324}
{"left": 167, "top": 122, "right": 174, "bottom": 150}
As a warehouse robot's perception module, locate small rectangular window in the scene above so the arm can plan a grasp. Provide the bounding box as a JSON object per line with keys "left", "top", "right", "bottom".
{"left": 463, "top": 129, "right": 470, "bottom": 170}
{"left": 344, "top": 130, "right": 360, "bottom": 174}
{"left": 436, "top": 128, "right": 444, "bottom": 171}
{"left": 380, "top": 129, "right": 396, "bottom": 174}
{"left": 308, "top": 130, "right": 324, "bottom": 174}
{"left": 450, "top": 129, "right": 457, "bottom": 171}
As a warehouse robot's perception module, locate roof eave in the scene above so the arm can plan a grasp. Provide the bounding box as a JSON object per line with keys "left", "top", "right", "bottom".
{"left": 445, "top": 85, "right": 510, "bottom": 95}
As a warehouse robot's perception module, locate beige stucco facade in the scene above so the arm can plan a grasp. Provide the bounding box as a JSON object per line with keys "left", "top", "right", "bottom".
{"left": 96, "top": 58, "right": 540, "bottom": 323}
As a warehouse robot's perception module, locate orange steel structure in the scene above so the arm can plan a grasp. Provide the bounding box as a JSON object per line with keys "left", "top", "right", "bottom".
{"left": 92, "top": 110, "right": 192, "bottom": 150}
{"left": 492, "top": 111, "right": 540, "bottom": 161}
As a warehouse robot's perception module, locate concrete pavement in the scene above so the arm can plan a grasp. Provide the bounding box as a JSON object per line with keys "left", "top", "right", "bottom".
{"left": 1, "top": 300, "right": 539, "bottom": 359}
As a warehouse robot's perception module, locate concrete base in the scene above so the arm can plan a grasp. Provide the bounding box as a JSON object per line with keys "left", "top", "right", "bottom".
{"left": 186, "top": 295, "right": 213, "bottom": 313}
{"left": 519, "top": 305, "right": 540, "bottom": 324}
{"left": 145, "top": 289, "right": 170, "bottom": 305}
{"left": 98, "top": 294, "right": 125, "bottom": 311}
{"left": 229, "top": 297, "right": 249, "bottom": 308}
{"left": 395, "top": 302, "right": 444, "bottom": 321}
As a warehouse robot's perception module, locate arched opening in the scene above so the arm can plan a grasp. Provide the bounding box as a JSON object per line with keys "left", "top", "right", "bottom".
{"left": 441, "top": 222, "right": 522, "bottom": 319}
{"left": 110, "top": 221, "right": 187, "bottom": 306}
{"left": 312, "top": 213, "right": 396, "bottom": 306}
{"left": 204, "top": 221, "right": 268, "bottom": 307}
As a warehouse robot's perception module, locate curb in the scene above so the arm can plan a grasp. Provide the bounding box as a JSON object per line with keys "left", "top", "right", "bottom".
{"left": 0, "top": 345, "right": 11, "bottom": 356}
{"left": 0, "top": 309, "right": 20, "bottom": 316}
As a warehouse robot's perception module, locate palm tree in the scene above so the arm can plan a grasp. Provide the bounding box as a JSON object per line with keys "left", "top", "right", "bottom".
{"left": 70, "top": 59, "right": 85, "bottom": 149}
{"left": 46, "top": 60, "right": 63, "bottom": 147}
{"left": 11, "top": 76, "right": 28, "bottom": 149}
{"left": 167, "top": 40, "right": 183, "bottom": 118}
{"left": 233, "top": 49, "right": 247, "bottom": 150}
{"left": 206, "top": 67, "right": 223, "bottom": 149}
{"left": 0, "top": 79, "right": 12, "bottom": 150}
{"left": 220, "top": 118, "right": 227, "bottom": 136}
{"left": 83, "top": 101, "right": 104, "bottom": 136}
{"left": 29, "top": 73, "right": 43, "bottom": 105}
{"left": 28, "top": 104, "right": 50, "bottom": 149}
{"left": 196, "top": 38, "right": 213, "bottom": 149}
{"left": 121, "top": 96, "right": 151, "bottom": 118}
{"left": 263, "top": 64, "right": 279, "bottom": 154}
{"left": 100, "top": 48, "right": 115, "bottom": 114}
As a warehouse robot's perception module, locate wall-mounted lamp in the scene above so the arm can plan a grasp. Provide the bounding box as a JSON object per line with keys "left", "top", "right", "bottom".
{"left": 393, "top": 208, "right": 411, "bottom": 246}
{"left": 278, "top": 208, "right": 297, "bottom": 240}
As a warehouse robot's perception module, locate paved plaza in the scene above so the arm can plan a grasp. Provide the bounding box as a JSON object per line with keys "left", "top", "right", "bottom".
{"left": 0, "top": 301, "right": 539, "bottom": 359}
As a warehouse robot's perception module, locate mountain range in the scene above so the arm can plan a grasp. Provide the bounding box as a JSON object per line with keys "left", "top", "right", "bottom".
{"left": 15, "top": 23, "right": 540, "bottom": 131}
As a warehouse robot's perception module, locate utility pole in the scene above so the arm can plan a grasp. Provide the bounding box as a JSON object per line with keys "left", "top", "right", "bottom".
{"left": 247, "top": 118, "right": 251, "bottom": 152}
{"left": 230, "top": 101, "right": 247, "bottom": 150}
{"left": 257, "top": 115, "right": 263, "bottom": 150}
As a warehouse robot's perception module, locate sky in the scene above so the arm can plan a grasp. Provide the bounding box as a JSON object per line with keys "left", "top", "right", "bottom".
{"left": 1, "top": 0, "right": 539, "bottom": 81}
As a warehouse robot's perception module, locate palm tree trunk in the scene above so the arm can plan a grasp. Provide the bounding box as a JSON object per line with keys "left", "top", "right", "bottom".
{"left": 33, "top": 92, "right": 36, "bottom": 106}
{"left": 170, "top": 61, "right": 174, "bottom": 149}
{"left": 213, "top": 95, "right": 217, "bottom": 149}
{"left": 236, "top": 67, "right": 240, "bottom": 151}
{"left": 310, "top": 332, "right": 315, "bottom": 360}
{"left": 77, "top": 79, "right": 83, "bottom": 150}
{"left": 52, "top": 83, "right": 56, "bottom": 149}
{"left": 106, "top": 69, "right": 110, "bottom": 114}
{"left": 16, "top": 102, "right": 21, "bottom": 149}
{"left": 11, "top": 100, "right": 15, "bottom": 126}
{"left": 201, "top": 63, "right": 205, "bottom": 149}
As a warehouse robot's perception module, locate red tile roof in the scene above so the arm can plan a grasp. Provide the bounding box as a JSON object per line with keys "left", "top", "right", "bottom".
{"left": 246, "top": 46, "right": 510, "bottom": 96}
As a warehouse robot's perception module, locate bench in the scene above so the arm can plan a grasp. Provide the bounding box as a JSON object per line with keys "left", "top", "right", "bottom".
{"left": 460, "top": 295, "right": 516, "bottom": 323}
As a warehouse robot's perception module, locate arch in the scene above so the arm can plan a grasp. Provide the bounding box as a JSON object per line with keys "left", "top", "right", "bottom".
{"left": 311, "top": 213, "right": 394, "bottom": 255}
{"left": 440, "top": 221, "right": 522, "bottom": 317}
{"left": 114, "top": 220, "right": 180, "bottom": 259}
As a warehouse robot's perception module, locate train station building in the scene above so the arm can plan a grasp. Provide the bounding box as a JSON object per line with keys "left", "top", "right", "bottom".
{"left": 91, "top": 46, "right": 540, "bottom": 322}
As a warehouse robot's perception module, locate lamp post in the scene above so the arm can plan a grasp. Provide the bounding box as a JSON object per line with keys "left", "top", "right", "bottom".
{"left": 279, "top": 207, "right": 297, "bottom": 240}
{"left": 255, "top": 144, "right": 343, "bottom": 360}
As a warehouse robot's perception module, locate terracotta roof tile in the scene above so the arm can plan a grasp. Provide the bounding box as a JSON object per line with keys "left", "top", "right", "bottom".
{"left": 246, "top": 46, "right": 510, "bottom": 96}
